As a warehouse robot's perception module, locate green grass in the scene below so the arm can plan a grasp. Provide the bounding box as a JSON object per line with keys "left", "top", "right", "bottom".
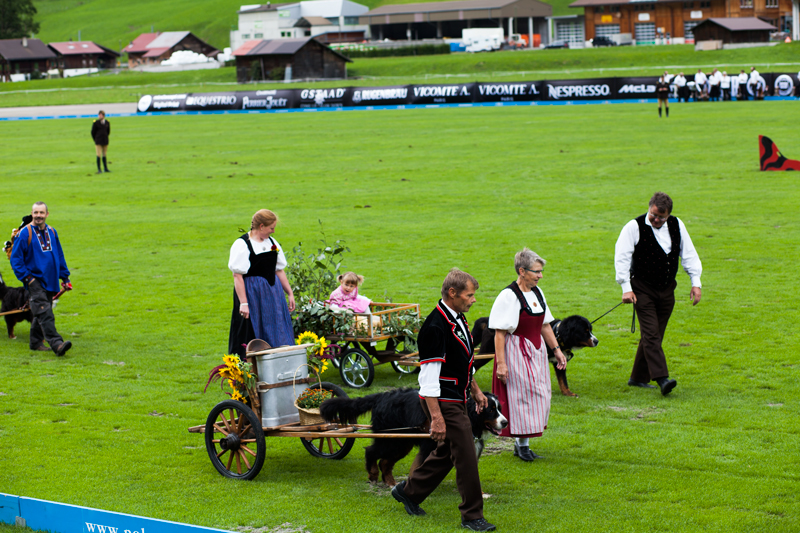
{"left": 0, "top": 101, "right": 799, "bottom": 533}
{"left": 2, "top": 42, "right": 799, "bottom": 108}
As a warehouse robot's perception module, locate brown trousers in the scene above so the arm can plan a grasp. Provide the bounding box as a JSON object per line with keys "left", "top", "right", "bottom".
{"left": 630, "top": 278, "right": 676, "bottom": 383}
{"left": 403, "top": 400, "right": 483, "bottom": 521}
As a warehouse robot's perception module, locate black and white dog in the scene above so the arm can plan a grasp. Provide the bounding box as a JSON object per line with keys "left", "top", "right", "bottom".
{"left": 320, "top": 387, "right": 507, "bottom": 486}
{"left": 0, "top": 271, "right": 31, "bottom": 339}
{"left": 471, "top": 315, "right": 599, "bottom": 397}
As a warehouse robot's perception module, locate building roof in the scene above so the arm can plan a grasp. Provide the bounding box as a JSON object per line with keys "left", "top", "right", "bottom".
{"left": 362, "top": 0, "right": 551, "bottom": 23}
{"left": 48, "top": 41, "right": 120, "bottom": 57}
{"left": 697, "top": 17, "right": 777, "bottom": 31}
{"left": 142, "top": 47, "right": 171, "bottom": 58}
{"left": 569, "top": 0, "right": 682, "bottom": 6}
{"left": 146, "top": 31, "right": 192, "bottom": 49}
{"left": 233, "top": 37, "right": 352, "bottom": 61}
{"left": 295, "top": 16, "right": 334, "bottom": 26}
{"left": 365, "top": 0, "right": 541, "bottom": 15}
{"left": 0, "top": 38, "right": 56, "bottom": 61}
{"left": 238, "top": 3, "right": 288, "bottom": 13}
{"left": 126, "top": 33, "right": 160, "bottom": 53}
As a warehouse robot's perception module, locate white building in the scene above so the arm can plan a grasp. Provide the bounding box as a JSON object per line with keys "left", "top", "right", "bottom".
{"left": 230, "top": 0, "right": 370, "bottom": 51}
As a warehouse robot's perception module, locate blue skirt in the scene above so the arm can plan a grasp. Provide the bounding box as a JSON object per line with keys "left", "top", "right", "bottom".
{"left": 228, "top": 277, "right": 294, "bottom": 356}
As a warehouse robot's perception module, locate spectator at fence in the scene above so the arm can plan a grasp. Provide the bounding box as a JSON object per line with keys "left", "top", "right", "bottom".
{"left": 737, "top": 70, "right": 749, "bottom": 100}
{"left": 753, "top": 75, "right": 767, "bottom": 100}
{"left": 674, "top": 72, "right": 688, "bottom": 102}
{"left": 721, "top": 71, "right": 732, "bottom": 101}
{"left": 709, "top": 69, "right": 721, "bottom": 101}
{"left": 695, "top": 70, "right": 708, "bottom": 101}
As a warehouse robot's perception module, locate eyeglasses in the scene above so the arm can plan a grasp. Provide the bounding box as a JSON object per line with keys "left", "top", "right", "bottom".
{"left": 524, "top": 268, "right": 543, "bottom": 274}
{"left": 650, "top": 214, "right": 670, "bottom": 222}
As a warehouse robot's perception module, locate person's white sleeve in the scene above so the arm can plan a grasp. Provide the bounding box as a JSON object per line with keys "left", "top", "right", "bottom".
{"left": 678, "top": 218, "right": 702, "bottom": 287}
{"left": 488, "top": 289, "right": 520, "bottom": 333}
{"left": 541, "top": 289, "right": 555, "bottom": 323}
{"left": 273, "top": 238, "right": 288, "bottom": 271}
{"left": 228, "top": 239, "right": 250, "bottom": 274}
{"left": 418, "top": 362, "right": 441, "bottom": 397}
{"left": 614, "top": 219, "right": 639, "bottom": 293}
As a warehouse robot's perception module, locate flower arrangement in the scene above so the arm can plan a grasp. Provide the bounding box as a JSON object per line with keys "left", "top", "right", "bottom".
{"left": 295, "top": 387, "right": 334, "bottom": 410}
{"left": 204, "top": 355, "right": 257, "bottom": 404}
{"left": 296, "top": 331, "right": 330, "bottom": 375}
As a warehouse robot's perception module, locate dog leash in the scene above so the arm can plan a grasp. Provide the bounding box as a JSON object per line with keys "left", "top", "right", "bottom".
{"left": 591, "top": 301, "right": 636, "bottom": 333}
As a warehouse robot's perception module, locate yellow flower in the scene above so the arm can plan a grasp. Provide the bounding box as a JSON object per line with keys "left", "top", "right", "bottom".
{"left": 296, "top": 331, "right": 319, "bottom": 345}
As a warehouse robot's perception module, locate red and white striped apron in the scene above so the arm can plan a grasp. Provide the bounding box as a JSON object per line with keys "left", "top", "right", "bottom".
{"left": 492, "top": 310, "right": 551, "bottom": 438}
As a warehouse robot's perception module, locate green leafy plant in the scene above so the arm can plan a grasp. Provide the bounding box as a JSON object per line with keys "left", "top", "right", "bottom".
{"left": 292, "top": 296, "right": 355, "bottom": 337}
{"left": 287, "top": 222, "right": 350, "bottom": 302}
{"left": 381, "top": 310, "right": 423, "bottom": 353}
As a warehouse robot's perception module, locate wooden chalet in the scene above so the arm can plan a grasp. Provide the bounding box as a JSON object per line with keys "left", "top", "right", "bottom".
{"left": 48, "top": 41, "right": 120, "bottom": 70}
{"left": 233, "top": 38, "right": 351, "bottom": 82}
{"left": 125, "top": 31, "right": 219, "bottom": 67}
{"left": 0, "top": 37, "right": 56, "bottom": 82}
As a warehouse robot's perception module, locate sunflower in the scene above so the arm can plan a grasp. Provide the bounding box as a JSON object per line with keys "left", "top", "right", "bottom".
{"left": 296, "top": 331, "right": 319, "bottom": 345}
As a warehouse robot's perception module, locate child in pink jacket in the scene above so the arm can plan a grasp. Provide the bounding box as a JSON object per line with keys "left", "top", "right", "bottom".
{"left": 326, "top": 272, "right": 372, "bottom": 313}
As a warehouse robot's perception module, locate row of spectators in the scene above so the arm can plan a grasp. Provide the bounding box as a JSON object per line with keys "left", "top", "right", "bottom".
{"left": 663, "top": 67, "right": 799, "bottom": 102}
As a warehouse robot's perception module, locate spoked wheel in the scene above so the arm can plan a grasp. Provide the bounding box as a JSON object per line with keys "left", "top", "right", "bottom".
{"left": 300, "top": 381, "right": 355, "bottom": 459}
{"left": 205, "top": 400, "right": 265, "bottom": 480}
{"left": 339, "top": 348, "right": 374, "bottom": 388}
{"left": 391, "top": 359, "right": 420, "bottom": 374}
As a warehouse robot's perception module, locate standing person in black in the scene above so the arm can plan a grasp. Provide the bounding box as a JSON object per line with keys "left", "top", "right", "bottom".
{"left": 91, "top": 110, "right": 111, "bottom": 174}
{"left": 656, "top": 76, "right": 670, "bottom": 118}
{"left": 614, "top": 192, "right": 702, "bottom": 396}
{"left": 391, "top": 268, "right": 495, "bottom": 532}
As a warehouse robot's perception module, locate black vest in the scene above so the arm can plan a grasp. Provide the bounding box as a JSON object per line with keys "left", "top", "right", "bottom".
{"left": 631, "top": 214, "right": 681, "bottom": 290}
{"left": 417, "top": 301, "right": 474, "bottom": 403}
{"left": 240, "top": 234, "right": 278, "bottom": 286}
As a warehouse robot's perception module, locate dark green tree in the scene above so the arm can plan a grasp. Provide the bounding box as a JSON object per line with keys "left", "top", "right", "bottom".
{"left": 0, "top": 0, "right": 41, "bottom": 40}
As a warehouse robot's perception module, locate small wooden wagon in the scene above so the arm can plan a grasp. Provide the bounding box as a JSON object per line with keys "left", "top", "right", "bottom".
{"left": 190, "top": 343, "right": 428, "bottom": 480}
{"left": 324, "top": 302, "right": 422, "bottom": 389}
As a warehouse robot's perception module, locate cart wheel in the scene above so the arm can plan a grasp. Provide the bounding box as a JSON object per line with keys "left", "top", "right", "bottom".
{"left": 339, "top": 348, "right": 374, "bottom": 388}
{"left": 205, "top": 400, "right": 265, "bottom": 480}
{"left": 391, "top": 360, "right": 420, "bottom": 375}
{"left": 300, "top": 381, "right": 355, "bottom": 460}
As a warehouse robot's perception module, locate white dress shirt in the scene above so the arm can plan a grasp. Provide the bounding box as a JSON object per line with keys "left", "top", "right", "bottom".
{"left": 488, "top": 287, "right": 554, "bottom": 333}
{"left": 720, "top": 74, "right": 730, "bottom": 89}
{"left": 694, "top": 72, "right": 708, "bottom": 86}
{"left": 418, "top": 301, "right": 470, "bottom": 397}
{"left": 228, "top": 236, "right": 287, "bottom": 274}
{"left": 749, "top": 69, "right": 760, "bottom": 84}
{"left": 674, "top": 75, "right": 686, "bottom": 87}
{"left": 614, "top": 214, "right": 702, "bottom": 294}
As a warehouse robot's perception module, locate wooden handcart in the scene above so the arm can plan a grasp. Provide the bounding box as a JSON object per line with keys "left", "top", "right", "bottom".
{"left": 325, "top": 302, "right": 422, "bottom": 389}
{"left": 191, "top": 340, "right": 428, "bottom": 480}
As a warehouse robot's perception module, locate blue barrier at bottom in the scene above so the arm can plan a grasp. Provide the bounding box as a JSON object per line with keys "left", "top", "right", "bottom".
{"left": 1, "top": 493, "right": 232, "bottom": 533}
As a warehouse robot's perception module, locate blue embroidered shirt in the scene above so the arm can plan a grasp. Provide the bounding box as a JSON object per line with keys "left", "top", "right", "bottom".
{"left": 10, "top": 224, "right": 70, "bottom": 292}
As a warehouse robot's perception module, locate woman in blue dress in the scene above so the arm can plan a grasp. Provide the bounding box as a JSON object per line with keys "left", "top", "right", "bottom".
{"left": 228, "top": 209, "right": 295, "bottom": 356}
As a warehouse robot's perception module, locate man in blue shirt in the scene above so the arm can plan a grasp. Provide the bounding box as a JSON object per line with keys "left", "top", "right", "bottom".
{"left": 10, "top": 202, "right": 73, "bottom": 356}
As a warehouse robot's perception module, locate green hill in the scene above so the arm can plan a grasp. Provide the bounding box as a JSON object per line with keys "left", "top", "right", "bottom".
{"left": 33, "top": 0, "right": 581, "bottom": 53}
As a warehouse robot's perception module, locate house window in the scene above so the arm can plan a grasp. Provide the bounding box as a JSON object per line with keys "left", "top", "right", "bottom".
{"left": 739, "top": 0, "right": 753, "bottom": 7}
{"left": 281, "top": 31, "right": 292, "bottom": 37}
{"left": 699, "top": 1, "right": 710, "bottom": 7}
{"left": 344, "top": 17, "right": 359, "bottom": 25}
{"left": 254, "top": 33, "right": 263, "bottom": 38}
{"left": 683, "top": 1, "right": 692, "bottom": 7}
{"left": 242, "top": 33, "right": 250, "bottom": 39}
{"left": 765, "top": 0, "right": 777, "bottom": 7}
{"left": 609, "top": 6, "right": 620, "bottom": 12}
{"left": 305, "top": 30, "right": 311, "bottom": 36}
{"left": 597, "top": 6, "right": 605, "bottom": 12}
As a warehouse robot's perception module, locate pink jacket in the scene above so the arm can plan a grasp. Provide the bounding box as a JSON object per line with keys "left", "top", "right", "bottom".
{"left": 326, "top": 286, "right": 372, "bottom": 313}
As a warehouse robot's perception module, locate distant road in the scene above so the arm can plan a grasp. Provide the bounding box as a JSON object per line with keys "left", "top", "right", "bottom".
{"left": 0, "top": 103, "right": 137, "bottom": 119}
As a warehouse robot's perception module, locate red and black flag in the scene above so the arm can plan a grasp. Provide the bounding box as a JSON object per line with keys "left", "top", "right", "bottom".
{"left": 759, "top": 136, "right": 800, "bottom": 171}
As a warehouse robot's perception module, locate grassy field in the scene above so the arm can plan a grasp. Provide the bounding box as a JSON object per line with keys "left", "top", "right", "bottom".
{"left": 32, "top": 0, "right": 582, "bottom": 49}
{"left": 0, "top": 100, "right": 799, "bottom": 533}
{"left": 2, "top": 42, "right": 799, "bottom": 108}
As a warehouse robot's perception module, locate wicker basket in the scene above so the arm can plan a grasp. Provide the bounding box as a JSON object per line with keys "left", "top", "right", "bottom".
{"left": 293, "top": 363, "right": 327, "bottom": 426}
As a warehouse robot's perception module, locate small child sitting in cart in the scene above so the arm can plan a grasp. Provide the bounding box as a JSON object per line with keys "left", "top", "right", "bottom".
{"left": 326, "top": 272, "right": 371, "bottom": 313}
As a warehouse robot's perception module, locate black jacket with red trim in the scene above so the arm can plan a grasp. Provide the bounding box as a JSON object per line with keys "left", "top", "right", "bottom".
{"left": 418, "top": 300, "right": 474, "bottom": 403}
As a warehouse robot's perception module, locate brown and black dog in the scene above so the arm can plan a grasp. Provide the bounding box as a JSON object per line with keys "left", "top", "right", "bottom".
{"left": 471, "top": 315, "right": 599, "bottom": 396}
{"left": 0, "top": 271, "right": 32, "bottom": 339}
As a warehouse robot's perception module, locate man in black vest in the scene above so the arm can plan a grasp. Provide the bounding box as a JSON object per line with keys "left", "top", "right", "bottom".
{"left": 391, "top": 269, "right": 494, "bottom": 532}
{"left": 614, "top": 192, "right": 702, "bottom": 395}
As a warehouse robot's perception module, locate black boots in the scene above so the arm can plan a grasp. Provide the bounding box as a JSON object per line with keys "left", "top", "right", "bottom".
{"left": 96, "top": 156, "right": 111, "bottom": 173}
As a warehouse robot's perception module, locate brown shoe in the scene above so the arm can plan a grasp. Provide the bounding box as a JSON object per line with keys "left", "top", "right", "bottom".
{"left": 54, "top": 341, "right": 73, "bottom": 356}
{"left": 32, "top": 344, "right": 51, "bottom": 351}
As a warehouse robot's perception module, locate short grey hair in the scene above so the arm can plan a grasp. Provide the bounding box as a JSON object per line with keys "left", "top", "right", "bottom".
{"left": 514, "top": 247, "right": 546, "bottom": 274}
{"left": 441, "top": 268, "right": 479, "bottom": 299}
